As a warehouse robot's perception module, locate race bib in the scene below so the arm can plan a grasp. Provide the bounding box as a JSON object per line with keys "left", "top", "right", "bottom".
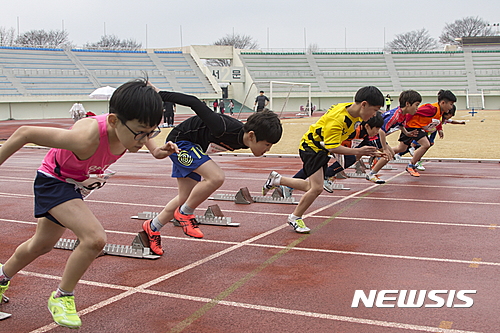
{"left": 423, "top": 119, "right": 440, "bottom": 132}
{"left": 351, "top": 139, "right": 363, "bottom": 148}
{"left": 205, "top": 143, "right": 229, "bottom": 155}
{"left": 66, "top": 169, "right": 116, "bottom": 198}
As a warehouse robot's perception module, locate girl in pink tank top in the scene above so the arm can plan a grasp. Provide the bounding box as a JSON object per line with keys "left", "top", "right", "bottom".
{"left": 0, "top": 78, "right": 178, "bottom": 328}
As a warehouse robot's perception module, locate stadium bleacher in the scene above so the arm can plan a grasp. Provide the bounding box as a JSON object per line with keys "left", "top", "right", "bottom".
{"left": 1, "top": 46, "right": 500, "bottom": 114}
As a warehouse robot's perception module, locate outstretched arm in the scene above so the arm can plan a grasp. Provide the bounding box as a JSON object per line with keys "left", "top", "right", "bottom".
{"left": 149, "top": 80, "right": 226, "bottom": 134}
{"left": 0, "top": 120, "right": 97, "bottom": 166}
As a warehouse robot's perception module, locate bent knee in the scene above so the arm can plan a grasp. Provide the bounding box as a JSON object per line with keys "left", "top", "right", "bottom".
{"left": 79, "top": 236, "right": 107, "bottom": 252}
{"left": 309, "top": 187, "right": 323, "bottom": 197}
{"left": 208, "top": 173, "right": 225, "bottom": 188}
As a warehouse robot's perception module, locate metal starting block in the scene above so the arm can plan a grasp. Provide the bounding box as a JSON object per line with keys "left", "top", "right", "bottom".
{"left": 345, "top": 172, "right": 367, "bottom": 178}
{"left": 54, "top": 231, "right": 161, "bottom": 260}
{"left": 210, "top": 187, "right": 298, "bottom": 205}
{"left": 132, "top": 204, "right": 238, "bottom": 227}
{"left": 172, "top": 204, "right": 239, "bottom": 227}
{"left": 382, "top": 164, "right": 398, "bottom": 170}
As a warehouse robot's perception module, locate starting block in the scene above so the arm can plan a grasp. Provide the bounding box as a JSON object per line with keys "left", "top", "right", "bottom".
{"left": 132, "top": 204, "right": 238, "bottom": 227}
{"left": 210, "top": 187, "right": 298, "bottom": 205}
{"left": 0, "top": 295, "right": 11, "bottom": 320}
{"left": 172, "top": 205, "right": 239, "bottom": 227}
{"left": 345, "top": 172, "right": 367, "bottom": 178}
{"left": 54, "top": 231, "right": 161, "bottom": 260}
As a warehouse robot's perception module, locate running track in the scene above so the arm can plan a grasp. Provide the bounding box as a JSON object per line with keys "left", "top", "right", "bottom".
{"left": 1, "top": 135, "right": 500, "bottom": 332}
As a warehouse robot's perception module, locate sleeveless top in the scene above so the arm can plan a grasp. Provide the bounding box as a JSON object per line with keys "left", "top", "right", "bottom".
{"left": 38, "top": 114, "right": 125, "bottom": 183}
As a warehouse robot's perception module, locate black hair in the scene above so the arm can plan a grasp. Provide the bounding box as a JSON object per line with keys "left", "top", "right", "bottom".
{"left": 259, "top": 91, "right": 265, "bottom": 93}
{"left": 437, "top": 90, "right": 457, "bottom": 103}
{"left": 109, "top": 78, "right": 163, "bottom": 127}
{"left": 362, "top": 112, "right": 384, "bottom": 129}
{"left": 354, "top": 86, "right": 384, "bottom": 107}
{"left": 243, "top": 110, "right": 282, "bottom": 144}
{"left": 445, "top": 104, "right": 457, "bottom": 117}
{"left": 399, "top": 90, "right": 422, "bottom": 108}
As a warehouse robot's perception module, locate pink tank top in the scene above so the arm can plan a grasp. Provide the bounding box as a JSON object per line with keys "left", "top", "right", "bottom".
{"left": 38, "top": 114, "right": 125, "bottom": 182}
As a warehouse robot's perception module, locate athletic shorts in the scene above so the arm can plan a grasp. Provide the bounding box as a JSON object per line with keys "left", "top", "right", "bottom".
{"left": 398, "top": 128, "right": 429, "bottom": 146}
{"left": 34, "top": 171, "right": 83, "bottom": 227}
{"left": 299, "top": 149, "right": 330, "bottom": 178}
{"left": 169, "top": 140, "right": 211, "bottom": 182}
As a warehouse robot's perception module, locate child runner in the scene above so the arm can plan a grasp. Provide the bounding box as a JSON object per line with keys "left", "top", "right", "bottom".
{"left": 142, "top": 83, "right": 283, "bottom": 255}
{"left": 404, "top": 105, "right": 464, "bottom": 171}
{"left": 402, "top": 90, "right": 456, "bottom": 177}
{"left": 0, "top": 78, "right": 178, "bottom": 329}
{"left": 261, "top": 86, "right": 384, "bottom": 233}
{"left": 367, "top": 90, "right": 422, "bottom": 183}
{"left": 288, "top": 112, "right": 385, "bottom": 193}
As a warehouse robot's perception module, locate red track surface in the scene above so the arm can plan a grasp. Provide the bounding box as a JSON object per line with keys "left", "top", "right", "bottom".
{"left": 0, "top": 123, "right": 500, "bottom": 332}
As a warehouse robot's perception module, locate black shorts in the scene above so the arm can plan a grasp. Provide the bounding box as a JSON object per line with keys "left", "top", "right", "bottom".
{"left": 299, "top": 149, "right": 330, "bottom": 178}
{"left": 34, "top": 171, "right": 83, "bottom": 227}
{"left": 398, "top": 128, "right": 429, "bottom": 146}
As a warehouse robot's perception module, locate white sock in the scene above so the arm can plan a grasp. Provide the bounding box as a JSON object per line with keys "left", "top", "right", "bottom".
{"left": 54, "top": 287, "right": 74, "bottom": 298}
{"left": 180, "top": 204, "right": 194, "bottom": 215}
{"left": 274, "top": 174, "right": 282, "bottom": 186}
{"left": 289, "top": 214, "right": 301, "bottom": 221}
{"left": 150, "top": 217, "right": 164, "bottom": 232}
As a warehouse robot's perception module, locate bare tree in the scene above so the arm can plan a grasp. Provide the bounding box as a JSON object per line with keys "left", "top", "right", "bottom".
{"left": 15, "top": 29, "right": 70, "bottom": 48}
{"left": 387, "top": 28, "right": 437, "bottom": 52}
{"left": 440, "top": 16, "right": 496, "bottom": 45}
{"left": 0, "top": 27, "right": 16, "bottom": 46}
{"left": 207, "top": 33, "right": 259, "bottom": 66}
{"left": 84, "top": 35, "right": 142, "bottom": 50}
{"left": 307, "top": 43, "right": 319, "bottom": 54}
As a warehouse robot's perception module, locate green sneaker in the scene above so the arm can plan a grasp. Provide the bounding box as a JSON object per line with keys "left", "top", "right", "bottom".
{"left": 287, "top": 216, "right": 310, "bottom": 234}
{"left": 0, "top": 281, "right": 9, "bottom": 303}
{"left": 0, "top": 264, "right": 10, "bottom": 303}
{"left": 47, "top": 292, "right": 82, "bottom": 329}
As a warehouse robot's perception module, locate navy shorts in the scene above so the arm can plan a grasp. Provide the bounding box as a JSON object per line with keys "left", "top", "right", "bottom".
{"left": 398, "top": 128, "right": 429, "bottom": 146}
{"left": 34, "top": 171, "right": 83, "bottom": 227}
{"left": 169, "top": 141, "right": 211, "bottom": 182}
{"left": 299, "top": 149, "right": 330, "bottom": 178}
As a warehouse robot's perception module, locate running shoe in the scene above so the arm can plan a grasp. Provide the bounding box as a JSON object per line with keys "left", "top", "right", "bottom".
{"left": 287, "top": 216, "right": 310, "bottom": 234}
{"left": 366, "top": 173, "right": 386, "bottom": 184}
{"left": 0, "top": 264, "right": 9, "bottom": 303}
{"left": 142, "top": 220, "right": 163, "bottom": 255}
{"left": 323, "top": 177, "right": 335, "bottom": 193}
{"left": 174, "top": 207, "right": 204, "bottom": 238}
{"left": 409, "top": 147, "right": 416, "bottom": 156}
{"left": 415, "top": 161, "right": 426, "bottom": 171}
{"left": 0, "top": 283, "right": 9, "bottom": 304}
{"left": 262, "top": 171, "right": 281, "bottom": 195}
{"left": 406, "top": 166, "right": 420, "bottom": 177}
{"left": 47, "top": 292, "right": 82, "bottom": 329}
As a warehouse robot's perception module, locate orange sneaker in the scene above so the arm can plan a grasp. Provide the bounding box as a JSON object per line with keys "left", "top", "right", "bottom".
{"left": 174, "top": 207, "right": 204, "bottom": 238}
{"left": 406, "top": 166, "right": 420, "bottom": 177}
{"left": 142, "top": 220, "right": 164, "bottom": 255}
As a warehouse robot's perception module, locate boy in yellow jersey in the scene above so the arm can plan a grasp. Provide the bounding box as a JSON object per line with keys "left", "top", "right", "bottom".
{"left": 262, "top": 86, "right": 384, "bottom": 233}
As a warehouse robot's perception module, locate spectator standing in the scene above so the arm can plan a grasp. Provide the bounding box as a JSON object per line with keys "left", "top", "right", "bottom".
{"left": 254, "top": 91, "right": 269, "bottom": 112}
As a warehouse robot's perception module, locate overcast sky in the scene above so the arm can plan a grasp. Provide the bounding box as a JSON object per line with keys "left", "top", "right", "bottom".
{"left": 1, "top": 0, "right": 499, "bottom": 50}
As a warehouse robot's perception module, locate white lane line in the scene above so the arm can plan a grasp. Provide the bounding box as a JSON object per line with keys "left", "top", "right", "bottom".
{"left": 15, "top": 271, "right": 484, "bottom": 333}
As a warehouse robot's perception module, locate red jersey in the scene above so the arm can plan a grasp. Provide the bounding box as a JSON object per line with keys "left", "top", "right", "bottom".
{"left": 405, "top": 102, "right": 443, "bottom": 132}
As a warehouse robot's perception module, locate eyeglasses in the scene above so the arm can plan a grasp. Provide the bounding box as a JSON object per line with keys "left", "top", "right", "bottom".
{"left": 120, "top": 120, "right": 161, "bottom": 141}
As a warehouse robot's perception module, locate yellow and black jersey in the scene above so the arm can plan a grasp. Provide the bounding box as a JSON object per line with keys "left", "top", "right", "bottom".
{"left": 299, "top": 103, "right": 362, "bottom": 153}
